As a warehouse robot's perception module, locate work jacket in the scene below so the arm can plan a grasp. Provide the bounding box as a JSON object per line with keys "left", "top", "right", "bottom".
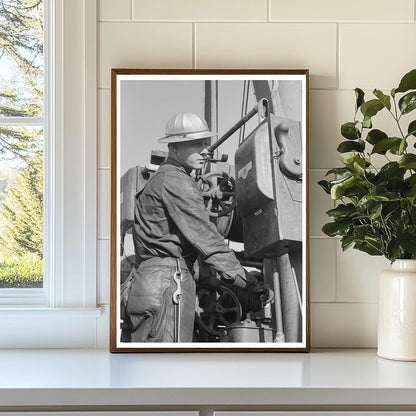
{"left": 132, "top": 157, "right": 248, "bottom": 289}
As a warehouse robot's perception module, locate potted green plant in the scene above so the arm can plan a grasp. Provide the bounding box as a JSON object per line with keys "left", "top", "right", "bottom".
{"left": 319, "top": 68, "right": 416, "bottom": 361}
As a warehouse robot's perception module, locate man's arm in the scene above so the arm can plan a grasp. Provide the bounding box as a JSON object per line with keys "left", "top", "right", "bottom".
{"left": 162, "top": 172, "right": 250, "bottom": 289}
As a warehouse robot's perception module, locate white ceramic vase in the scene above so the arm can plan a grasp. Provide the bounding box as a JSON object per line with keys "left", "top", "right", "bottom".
{"left": 378, "top": 259, "right": 416, "bottom": 361}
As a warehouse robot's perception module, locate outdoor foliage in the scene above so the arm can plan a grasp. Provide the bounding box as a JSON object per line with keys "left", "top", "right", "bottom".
{"left": 0, "top": 154, "right": 43, "bottom": 257}
{"left": 0, "top": 252, "right": 42, "bottom": 288}
{"left": 0, "top": 0, "right": 44, "bottom": 287}
{"left": 319, "top": 69, "right": 416, "bottom": 263}
{"left": 0, "top": 0, "right": 43, "bottom": 161}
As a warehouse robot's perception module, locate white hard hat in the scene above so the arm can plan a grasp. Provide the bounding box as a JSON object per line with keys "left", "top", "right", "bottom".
{"left": 158, "top": 112, "right": 217, "bottom": 143}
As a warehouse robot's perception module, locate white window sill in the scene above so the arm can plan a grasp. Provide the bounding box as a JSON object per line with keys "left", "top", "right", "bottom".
{"left": 0, "top": 307, "right": 102, "bottom": 316}
{"left": 0, "top": 307, "right": 103, "bottom": 348}
{"left": 0, "top": 349, "right": 415, "bottom": 410}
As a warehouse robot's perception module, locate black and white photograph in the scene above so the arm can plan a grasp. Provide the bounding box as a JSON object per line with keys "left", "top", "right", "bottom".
{"left": 110, "top": 69, "right": 309, "bottom": 352}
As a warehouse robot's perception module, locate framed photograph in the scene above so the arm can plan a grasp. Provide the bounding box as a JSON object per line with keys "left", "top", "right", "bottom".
{"left": 110, "top": 69, "right": 309, "bottom": 352}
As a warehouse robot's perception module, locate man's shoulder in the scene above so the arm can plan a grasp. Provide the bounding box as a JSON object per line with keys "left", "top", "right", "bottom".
{"left": 160, "top": 164, "right": 193, "bottom": 183}
{"left": 160, "top": 167, "right": 201, "bottom": 196}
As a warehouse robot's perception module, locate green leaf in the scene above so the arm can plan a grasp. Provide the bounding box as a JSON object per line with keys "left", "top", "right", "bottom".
{"left": 355, "top": 88, "right": 365, "bottom": 110}
{"left": 366, "top": 129, "right": 387, "bottom": 145}
{"left": 398, "top": 227, "right": 416, "bottom": 255}
{"left": 354, "top": 241, "right": 383, "bottom": 256}
{"left": 399, "top": 154, "right": 416, "bottom": 169}
{"left": 371, "top": 137, "right": 402, "bottom": 154}
{"left": 396, "top": 69, "right": 416, "bottom": 94}
{"left": 386, "top": 240, "right": 403, "bottom": 262}
{"left": 353, "top": 224, "right": 374, "bottom": 239}
{"left": 357, "top": 195, "right": 389, "bottom": 212}
{"left": 318, "top": 180, "right": 331, "bottom": 194}
{"left": 407, "top": 120, "right": 416, "bottom": 138}
{"left": 360, "top": 99, "right": 384, "bottom": 119}
{"left": 369, "top": 203, "right": 383, "bottom": 219}
{"left": 325, "top": 167, "right": 351, "bottom": 176}
{"left": 399, "top": 92, "right": 416, "bottom": 115}
{"left": 330, "top": 175, "right": 366, "bottom": 200}
{"left": 338, "top": 152, "right": 354, "bottom": 166}
{"left": 341, "top": 122, "right": 360, "bottom": 140}
{"left": 339, "top": 152, "right": 360, "bottom": 167}
{"left": 322, "top": 221, "right": 351, "bottom": 237}
{"left": 391, "top": 88, "right": 396, "bottom": 97}
{"left": 337, "top": 140, "right": 365, "bottom": 153}
{"left": 377, "top": 162, "right": 406, "bottom": 182}
{"left": 363, "top": 116, "right": 372, "bottom": 129}
{"left": 353, "top": 158, "right": 366, "bottom": 174}
{"left": 390, "top": 139, "right": 408, "bottom": 155}
{"left": 341, "top": 235, "right": 355, "bottom": 251}
{"left": 326, "top": 203, "right": 356, "bottom": 220}
{"left": 373, "top": 89, "right": 391, "bottom": 110}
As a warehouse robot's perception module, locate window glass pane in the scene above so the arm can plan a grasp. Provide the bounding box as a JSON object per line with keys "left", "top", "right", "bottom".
{"left": 0, "top": 0, "right": 44, "bottom": 117}
{"left": 0, "top": 126, "right": 43, "bottom": 288}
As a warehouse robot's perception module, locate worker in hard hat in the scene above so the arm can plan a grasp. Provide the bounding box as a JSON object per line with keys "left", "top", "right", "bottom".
{"left": 126, "top": 112, "right": 272, "bottom": 343}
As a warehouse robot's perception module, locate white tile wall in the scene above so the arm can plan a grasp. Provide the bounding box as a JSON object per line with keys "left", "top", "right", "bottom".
{"left": 98, "top": 22, "right": 193, "bottom": 88}
{"left": 270, "top": 0, "right": 414, "bottom": 22}
{"left": 98, "top": 89, "right": 111, "bottom": 168}
{"left": 311, "top": 303, "right": 378, "bottom": 347}
{"left": 97, "top": 239, "right": 110, "bottom": 304}
{"left": 309, "top": 170, "right": 334, "bottom": 237}
{"left": 310, "top": 239, "right": 336, "bottom": 302}
{"left": 196, "top": 23, "right": 338, "bottom": 89}
{"left": 99, "top": 0, "right": 131, "bottom": 21}
{"left": 336, "top": 246, "right": 389, "bottom": 303}
{"left": 98, "top": 169, "right": 111, "bottom": 239}
{"left": 340, "top": 24, "right": 416, "bottom": 90}
{"left": 96, "top": 0, "right": 416, "bottom": 348}
{"left": 132, "top": 0, "right": 268, "bottom": 21}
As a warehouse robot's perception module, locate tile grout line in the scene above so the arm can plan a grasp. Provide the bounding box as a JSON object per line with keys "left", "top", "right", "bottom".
{"left": 268, "top": 0, "right": 271, "bottom": 22}
{"left": 336, "top": 22, "right": 340, "bottom": 90}
{"left": 130, "top": 0, "right": 133, "bottom": 20}
{"left": 311, "top": 301, "right": 378, "bottom": 305}
{"left": 193, "top": 22, "right": 197, "bottom": 69}
{"left": 97, "top": 19, "right": 415, "bottom": 24}
{"left": 333, "top": 231, "right": 339, "bottom": 303}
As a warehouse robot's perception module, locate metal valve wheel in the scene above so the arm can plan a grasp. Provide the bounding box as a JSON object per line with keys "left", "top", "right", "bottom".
{"left": 197, "top": 172, "right": 236, "bottom": 218}
{"left": 195, "top": 285, "right": 242, "bottom": 336}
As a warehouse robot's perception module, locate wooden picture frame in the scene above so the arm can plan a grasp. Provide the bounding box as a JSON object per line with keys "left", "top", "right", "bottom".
{"left": 110, "top": 69, "right": 310, "bottom": 352}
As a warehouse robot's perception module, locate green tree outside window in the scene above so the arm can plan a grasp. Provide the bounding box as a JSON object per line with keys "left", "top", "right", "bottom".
{"left": 0, "top": 0, "right": 44, "bottom": 288}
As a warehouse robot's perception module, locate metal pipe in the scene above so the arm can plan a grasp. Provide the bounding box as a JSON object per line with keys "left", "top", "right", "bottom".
{"left": 239, "top": 259, "right": 263, "bottom": 269}
{"left": 206, "top": 99, "right": 267, "bottom": 153}
{"left": 272, "top": 257, "right": 285, "bottom": 343}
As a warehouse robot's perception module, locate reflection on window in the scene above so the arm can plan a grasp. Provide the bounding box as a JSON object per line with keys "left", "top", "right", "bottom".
{"left": 0, "top": 0, "right": 44, "bottom": 289}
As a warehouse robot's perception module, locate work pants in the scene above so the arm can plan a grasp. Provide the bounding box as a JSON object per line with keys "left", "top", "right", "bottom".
{"left": 126, "top": 257, "right": 196, "bottom": 342}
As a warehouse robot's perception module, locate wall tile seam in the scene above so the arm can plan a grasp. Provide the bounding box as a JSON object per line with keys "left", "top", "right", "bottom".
{"left": 336, "top": 23, "right": 340, "bottom": 91}
{"left": 97, "top": 19, "right": 270, "bottom": 23}
{"left": 98, "top": 236, "right": 110, "bottom": 240}
{"left": 193, "top": 22, "right": 197, "bottom": 68}
{"left": 269, "top": 20, "right": 416, "bottom": 24}
{"left": 97, "top": 19, "right": 416, "bottom": 24}
{"left": 309, "top": 236, "right": 338, "bottom": 240}
{"left": 311, "top": 301, "right": 378, "bottom": 305}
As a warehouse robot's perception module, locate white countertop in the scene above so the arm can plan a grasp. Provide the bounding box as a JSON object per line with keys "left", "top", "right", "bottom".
{"left": 0, "top": 348, "right": 416, "bottom": 408}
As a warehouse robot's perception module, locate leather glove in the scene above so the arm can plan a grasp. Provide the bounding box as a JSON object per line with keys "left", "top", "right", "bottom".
{"left": 244, "top": 270, "right": 274, "bottom": 305}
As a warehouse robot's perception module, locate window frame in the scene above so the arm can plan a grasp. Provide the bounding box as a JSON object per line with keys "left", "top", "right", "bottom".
{"left": 0, "top": 0, "right": 100, "bottom": 348}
